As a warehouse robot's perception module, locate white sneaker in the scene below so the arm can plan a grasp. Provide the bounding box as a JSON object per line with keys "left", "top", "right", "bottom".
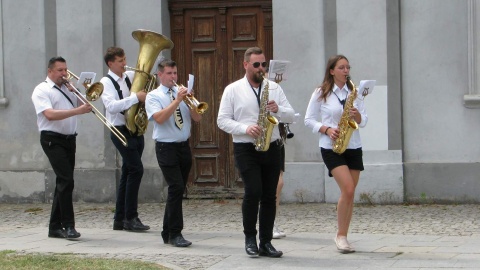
{"left": 272, "top": 226, "right": 286, "bottom": 239}
{"left": 334, "top": 236, "right": 355, "bottom": 253}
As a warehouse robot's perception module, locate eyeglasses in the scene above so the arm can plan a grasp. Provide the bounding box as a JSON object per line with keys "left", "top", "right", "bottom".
{"left": 250, "top": 62, "right": 267, "bottom": 68}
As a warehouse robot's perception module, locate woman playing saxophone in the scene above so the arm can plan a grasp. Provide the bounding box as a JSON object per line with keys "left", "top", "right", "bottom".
{"left": 304, "top": 55, "right": 368, "bottom": 253}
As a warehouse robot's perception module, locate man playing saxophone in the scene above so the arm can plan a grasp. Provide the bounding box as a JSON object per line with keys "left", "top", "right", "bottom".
{"left": 217, "top": 47, "right": 295, "bottom": 258}
{"left": 304, "top": 55, "right": 368, "bottom": 253}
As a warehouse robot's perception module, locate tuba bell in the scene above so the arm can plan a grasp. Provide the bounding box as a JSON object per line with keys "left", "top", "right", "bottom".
{"left": 125, "top": 29, "right": 174, "bottom": 136}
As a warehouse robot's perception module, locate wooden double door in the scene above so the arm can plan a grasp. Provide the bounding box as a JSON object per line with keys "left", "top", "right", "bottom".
{"left": 168, "top": 0, "right": 273, "bottom": 198}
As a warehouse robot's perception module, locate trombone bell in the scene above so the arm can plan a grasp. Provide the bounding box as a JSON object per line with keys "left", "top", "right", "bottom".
{"left": 85, "top": 82, "right": 104, "bottom": 101}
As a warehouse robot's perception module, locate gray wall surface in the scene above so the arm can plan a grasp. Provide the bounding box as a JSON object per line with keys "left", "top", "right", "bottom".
{"left": 1, "top": 0, "right": 479, "bottom": 204}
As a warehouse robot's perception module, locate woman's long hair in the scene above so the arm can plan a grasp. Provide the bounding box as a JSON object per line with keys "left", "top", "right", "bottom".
{"left": 318, "top": 55, "right": 349, "bottom": 102}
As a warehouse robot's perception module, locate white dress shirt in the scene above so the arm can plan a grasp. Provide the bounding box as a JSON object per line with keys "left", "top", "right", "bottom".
{"left": 304, "top": 84, "right": 368, "bottom": 149}
{"left": 31, "top": 77, "right": 78, "bottom": 134}
{"left": 100, "top": 70, "right": 138, "bottom": 126}
{"left": 217, "top": 76, "right": 295, "bottom": 143}
{"left": 145, "top": 84, "right": 192, "bottom": 142}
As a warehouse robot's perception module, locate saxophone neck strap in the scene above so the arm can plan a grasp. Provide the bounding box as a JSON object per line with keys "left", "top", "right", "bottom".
{"left": 249, "top": 81, "right": 262, "bottom": 107}
{"left": 333, "top": 91, "right": 346, "bottom": 109}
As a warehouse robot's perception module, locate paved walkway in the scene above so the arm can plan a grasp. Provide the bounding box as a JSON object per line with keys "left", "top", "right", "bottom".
{"left": 0, "top": 201, "right": 479, "bottom": 269}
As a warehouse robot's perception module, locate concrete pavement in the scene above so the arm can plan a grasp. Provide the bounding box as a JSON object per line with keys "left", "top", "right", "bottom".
{"left": 0, "top": 201, "right": 479, "bottom": 269}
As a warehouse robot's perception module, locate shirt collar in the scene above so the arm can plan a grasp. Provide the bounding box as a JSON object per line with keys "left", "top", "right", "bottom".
{"left": 45, "top": 76, "right": 62, "bottom": 89}
{"left": 107, "top": 70, "right": 126, "bottom": 81}
{"left": 160, "top": 84, "right": 172, "bottom": 94}
{"left": 333, "top": 84, "right": 349, "bottom": 94}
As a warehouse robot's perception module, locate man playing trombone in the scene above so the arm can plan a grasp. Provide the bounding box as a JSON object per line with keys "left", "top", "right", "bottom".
{"left": 100, "top": 47, "right": 150, "bottom": 232}
{"left": 31, "top": 56, "right": 92, "bottom": 239}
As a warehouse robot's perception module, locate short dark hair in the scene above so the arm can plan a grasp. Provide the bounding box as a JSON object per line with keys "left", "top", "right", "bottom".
{"left": 104, "top": 47, "right": 125, "bottom": 66}
{"left": 244, "top": 47, "right": 263, "bottom": 62}
{"left": 157, "top": 59, "right": 176, "bottom": 72}
{"left": 48, "top": 56, "right": 66, "bottom": 69}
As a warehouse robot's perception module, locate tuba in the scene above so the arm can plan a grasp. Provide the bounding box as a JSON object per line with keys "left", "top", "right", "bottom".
{"left": 332, "top": 76, "right": 359, "bottom": 154}
{"left": 254, "top": 77, "right": 279, "bottom": 151}
{"left": 125, "top": 29, "right": 174, "bottom": 136}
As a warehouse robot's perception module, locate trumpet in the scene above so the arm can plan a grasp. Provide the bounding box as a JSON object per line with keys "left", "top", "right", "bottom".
{"left": 173, "top": 81, "right": 209, "bottom": 114}
{"left": 63, "top": 71, "right": 128, "bottom": 147}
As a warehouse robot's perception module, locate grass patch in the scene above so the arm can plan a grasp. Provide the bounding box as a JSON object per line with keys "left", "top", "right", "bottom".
{"left": 0, "top": 250, "right": 169, "bottom": 270}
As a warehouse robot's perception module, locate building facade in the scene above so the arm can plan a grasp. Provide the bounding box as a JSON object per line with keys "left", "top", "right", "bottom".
{"left": 1, "top": 0, "right": 479, "bottom": 203}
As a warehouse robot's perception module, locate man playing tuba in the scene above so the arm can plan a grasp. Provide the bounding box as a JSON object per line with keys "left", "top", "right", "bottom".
{"left": 100, "top": 47, "right": 150, "bottom": 232}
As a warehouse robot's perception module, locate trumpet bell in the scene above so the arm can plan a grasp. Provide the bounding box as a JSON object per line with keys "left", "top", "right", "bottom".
{"left": 85, "top": 82, "right": 104, "bottom": 101}
{"left": 196, "top": 102, "right": 209, "bottom": 114}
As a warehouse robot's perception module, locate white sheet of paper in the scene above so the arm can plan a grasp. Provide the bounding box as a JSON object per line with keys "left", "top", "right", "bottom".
{"left": 77, "top": 72, "right": 96, "bottom": 89}
{"left": 268, "top": 60, "right": 290, "bottom": 83}
{"left": 187, "top": 74, "right": 194, "bottom": 94}
{"left": 358, "top": 80, "right": 376, "bottom": 97}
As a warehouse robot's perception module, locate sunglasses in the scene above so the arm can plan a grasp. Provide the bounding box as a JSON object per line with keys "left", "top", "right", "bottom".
{"left": 250, "top": 61, "right": 267, "bottom": 68}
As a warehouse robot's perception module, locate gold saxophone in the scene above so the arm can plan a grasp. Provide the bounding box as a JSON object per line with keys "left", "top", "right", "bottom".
{"left": 332, "top": 76, "right": 359, "bottom": 154}
{"left": 254, "top": 77, "right": 279, "bottom": 151}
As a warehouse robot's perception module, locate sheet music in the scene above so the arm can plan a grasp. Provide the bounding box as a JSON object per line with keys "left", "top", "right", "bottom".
{"left": 358, "top": 80, "right": 376, "bottom": 97}
{"left": 268, "top": 60, "right": 290, "bottom": 83}
{"left": 77, "top": 72, "right": 96, "bottom": 89}
{"left": 187, "top": 74, "right": 194, "bottom": 94}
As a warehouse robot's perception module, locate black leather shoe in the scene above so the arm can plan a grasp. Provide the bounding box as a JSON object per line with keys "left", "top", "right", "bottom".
{"left": 48, "top": 229, "right": 66, "bottom": 238}
{"left": 245, "top": 237, "right": 259, "bottom": 256}
{"left": 259, "top": 242, "right": 283, "bottom": 258}
{"left": 161, "top": 231, "right": 169, "bottom": 244}
{"left": 65, "top": 227, "right": 81, "bottom": 239}
{"left": 113, "top": 220, "right": 124, "bottom": 230}
{"left": 123, "top": 217, "right": 150, "bottom": 231}
{"left": 169, "top": 235, "right": 192, "bottom": 247}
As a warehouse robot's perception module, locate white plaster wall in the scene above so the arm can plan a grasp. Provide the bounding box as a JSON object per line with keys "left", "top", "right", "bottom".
{"left": 0, "top": 0, "right": 48, "bottom": 170}
{"left": 272, "top": 0, "right": 325, "bottom": 162}
{"left": 402, "top": 0, "right": 480, "bottom": 162}
{"left": 336, "top": 0, "right": 388, "bottom": 151}
{"left": 56, "top": 1, "right": 107, "bottom": 169}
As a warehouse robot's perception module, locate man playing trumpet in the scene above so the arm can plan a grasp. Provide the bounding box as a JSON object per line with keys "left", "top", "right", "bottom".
{"left": 145, "top": 59, "right": 202, "bottom": 247}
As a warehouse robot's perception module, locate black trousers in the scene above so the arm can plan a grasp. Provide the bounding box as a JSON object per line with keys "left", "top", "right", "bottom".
{"left": 234, "top": 140, "right": 282, "bottom": 244}
{"left": 155, "top": 140, "right": 192, "bottom": 238}
{"left": 40, "top": 131, "right": 77, "bottom": 230}
{"left": 111, "top": 126, "right": 145, "bottom": 221}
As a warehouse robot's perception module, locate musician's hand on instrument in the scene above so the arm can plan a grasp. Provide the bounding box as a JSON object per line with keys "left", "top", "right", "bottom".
{"left": 247, "top": 125, "right": 260, "bottom": 138}
{"left": 350, "top": 108, "right": 361, "bottom": 123}
{"left": 136, "top": 91, "right": 147, "bottom": 102}
{"left": 65, "top": 83, "right": 75, "bottom": 92}
{"left": 266, "top": 100, "right": 278, "bottom": 113}
{"left": 78, "top": 103, "right": 93, "bottom": 114}
{"left": 330, "top": 128, "right": 339, "bottom": 140}
{"left": 177, "top": 88, "right": 188, "bottom": 100}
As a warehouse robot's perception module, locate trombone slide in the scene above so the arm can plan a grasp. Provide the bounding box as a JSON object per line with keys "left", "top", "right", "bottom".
{"left": 62, "top": 77, "right": 128, "bottom": 147}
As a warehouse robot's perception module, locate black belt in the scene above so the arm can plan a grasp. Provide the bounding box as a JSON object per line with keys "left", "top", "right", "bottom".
{"left": 41, "top": 130, "right": 77, "bottom": 139}
{"left": 234, "top": 139, "right": 282, "bottom": 146}
{"left": 156, "top": 140, "right": 189, "bottom": 147}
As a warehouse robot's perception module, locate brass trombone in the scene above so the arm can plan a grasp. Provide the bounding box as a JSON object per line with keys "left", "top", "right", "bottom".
{"left": 173, "top": 81, "right": 209, "bottom": 114}
{"left": 63, "top": 70, "right": 128, "bottom": 147}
